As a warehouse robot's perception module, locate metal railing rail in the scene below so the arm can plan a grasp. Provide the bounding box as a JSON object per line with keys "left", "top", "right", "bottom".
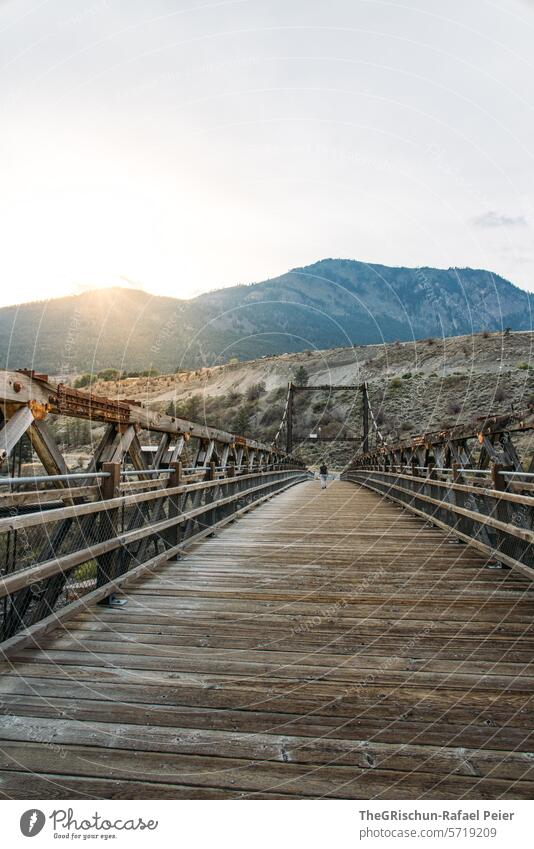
{"left": 341, "top": 465, "right": 534, "bottom": 581}
{"left": 0, "top": 463, "right": 311, "bottom": 654}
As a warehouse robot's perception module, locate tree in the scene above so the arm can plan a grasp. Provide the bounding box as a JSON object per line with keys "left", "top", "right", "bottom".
{"left": 233, "top": 405, "right": 250, "bottom": 435}
{"left": 185, "top": 395, "right": 201, "bottom": 421}
{"left": 293, "top": 366, "right": 309, "bottom": 386}
{"left": 74, "top": 373, "right": 95, "bottom": 389}
{"left": 97, "top": 368, "right": 121, "bottom": 382}
{"left": 246, "top": 381, "right": 266, "bottom": 402}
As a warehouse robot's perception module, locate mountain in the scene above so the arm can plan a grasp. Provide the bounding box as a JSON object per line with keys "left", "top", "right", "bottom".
{"left": 0, "top": 259, "right": 531, "bottom": 374}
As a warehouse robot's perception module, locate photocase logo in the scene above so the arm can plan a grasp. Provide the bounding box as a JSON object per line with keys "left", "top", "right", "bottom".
{"left": 20, "top": 809, "right": 46, "bottom": 837}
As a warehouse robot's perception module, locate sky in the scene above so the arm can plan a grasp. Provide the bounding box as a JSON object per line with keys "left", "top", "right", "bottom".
{"left": 0, "top": 0, "right": 533, "bottom": 307}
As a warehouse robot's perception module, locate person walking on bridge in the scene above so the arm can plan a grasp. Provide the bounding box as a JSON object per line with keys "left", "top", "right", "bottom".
{"left": 319, "top": 462, "right": 328, "bottom": 490}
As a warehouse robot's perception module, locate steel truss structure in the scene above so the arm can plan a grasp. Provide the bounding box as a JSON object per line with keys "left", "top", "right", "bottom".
{"left": 0, "top": 369, "right": 307, "bottom": 651}
{"left": 342, "top": 406, "right": 534, "bottom": 581}
{"left": 347, "top": 407, "right": 534, "bottom": 472}
{"left": 273, "top": 381, "right": 371, "bottom": 454}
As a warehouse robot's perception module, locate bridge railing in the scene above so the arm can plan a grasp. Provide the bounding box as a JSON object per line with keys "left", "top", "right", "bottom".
{"left": 341, "top": 465, "right": 534, "bottom": 581}
{"left": 0, "top": 462, "right": 310, "bottom": 654}
{"left": 0, "top": 367, "right": 312, "bottom": 653}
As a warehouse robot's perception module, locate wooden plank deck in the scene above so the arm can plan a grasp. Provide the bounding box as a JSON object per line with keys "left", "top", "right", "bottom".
{"left": 0, "top": 480, "right": 533, "bottom": 800}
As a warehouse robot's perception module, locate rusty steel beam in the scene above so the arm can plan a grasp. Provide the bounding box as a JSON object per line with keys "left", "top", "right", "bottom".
{"left": 0, "top": 369, "right": 291, "bottom": 460}
{"left": 349, "top": 404, "right": 534, "bottom": 472}
{"left": 293, "top": 436, "right": 361, "bottom": 442}
{"left": 292, "top": 384, "right": 365, "bottom": 391}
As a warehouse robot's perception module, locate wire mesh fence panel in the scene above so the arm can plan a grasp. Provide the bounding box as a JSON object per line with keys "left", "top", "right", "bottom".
{"left": 342, "top": 469, "right": 534, "bottom": 578}
{"left": 0, "top": 468, "right": 309, "bottom": 644}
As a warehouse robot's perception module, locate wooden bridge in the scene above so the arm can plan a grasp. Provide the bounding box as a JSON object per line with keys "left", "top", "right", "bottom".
{"left": 0, "top": 370, "right": 533, "bottom": 799}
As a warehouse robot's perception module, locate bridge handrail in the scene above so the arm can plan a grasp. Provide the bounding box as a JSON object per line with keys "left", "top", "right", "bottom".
{"left": 0, "top": 466, "right": 311, "bottom": 652}
{"left": 341, "top": 466, "right": 534, "bottom": 581}
{"left": 0, "top": 469, "right": 309, "bottom": 599}
{"left": 0, "top": 466, "right": 303, "bottom": 535}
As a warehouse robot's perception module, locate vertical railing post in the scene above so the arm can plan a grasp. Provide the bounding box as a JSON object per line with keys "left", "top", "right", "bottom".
{"left": 97, "top": 461, "right": 123, "bottom": 605}
{"left": 491, "top": 462, "right": 506, "bottom": 493}
{"left": 449, "top": 461, "right": 465, "bottom": 539}
{"left": 226, "top": 462, "right": 236, "bottom": 522}
{"left": 286, "top": 382, "right": 293, "bottom": 455}
{"left": 165, "top": 460, "right": 182, "bottom": 558}
{"left": 101, "top": 461, "right": 121, "bottom": 501}
{"left": 362, "top": 381, "right": 369, "bottom": 454}
{"left": 205, "top": 460, "right": 217, "bottom": 533}
{"left": 491, "top": 462, "right": 512, "bottom": 564}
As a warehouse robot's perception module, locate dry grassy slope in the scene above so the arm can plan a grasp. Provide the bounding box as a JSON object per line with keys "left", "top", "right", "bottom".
{"left": 92, "top": 331, "right": 534, "bottom": 468}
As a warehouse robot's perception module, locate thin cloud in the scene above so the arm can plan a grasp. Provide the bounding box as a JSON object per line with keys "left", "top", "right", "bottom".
{"left": 471, "top": 211, "right": 528, "bottom": 228}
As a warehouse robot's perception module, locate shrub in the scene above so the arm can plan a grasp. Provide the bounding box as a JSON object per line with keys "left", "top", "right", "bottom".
{"left": 226, "top": 389, "right": 242, "bottom": 405}
{"left": 390, "top": 377, "right": 403, "bottom": 389}
{"left": 402, "top": 372, "right": 412, "bottom": 379}
{"left": 246, "top": 381, "right": 266, "bottom": 402}
{"left": 318, "top": 421, "right": 340, "bottom": 438}
{"left": 261, "top": 405, "right": 284, "bottom": 426}
{"left": 172, "top": 395, "right": 202, "bottom": 421}
{"left": 517, "top": 361, "right": 530, "bottom": 370}
{"left": 74, "top": 373, "right": 95, "bottom": 389}
{"left": 293, "top": 366, "right": 309, "bottom": 386}
{"left": 97, "top": 368, "right": 121, "bottom": 382}
{"left": 233, "top": 405, "right": 250, "bottom": 435}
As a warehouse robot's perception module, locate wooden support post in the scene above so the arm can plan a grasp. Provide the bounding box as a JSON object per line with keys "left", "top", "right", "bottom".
{"left": 449, "top": 462, "right": 466, "bottom": 541}
{"left": 101, "top": 461, "right": 121, "bottom": 500}
{"left": 97, "top": 462, "right": 122, "bottom": 602}
{"left": 164, "top": 461, "right": 182, "bottom": 558}
{"left": 362, "top": 381, "right": 369, "bottom": 454}
{"left": 491, "top": 462, "right": 507, "bottom": 492}
{"left": 286, "top": 382, "right": 293, "bottom": 455}
{"left": 225, "top": 462, "right": 236, "bottom": 522}
{"left": 490, "top": 462, "right": 513, "bottom": 567}
{"left": 169, "top": 460, "right": 182, "bottom": 487}
{"left": 206, "top": 460, "right": 217, "bottom": 532}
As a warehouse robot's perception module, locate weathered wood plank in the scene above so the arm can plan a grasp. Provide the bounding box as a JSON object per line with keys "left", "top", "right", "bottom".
{"left": 0, "top": 481, "right": 532, "bottom": 799}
